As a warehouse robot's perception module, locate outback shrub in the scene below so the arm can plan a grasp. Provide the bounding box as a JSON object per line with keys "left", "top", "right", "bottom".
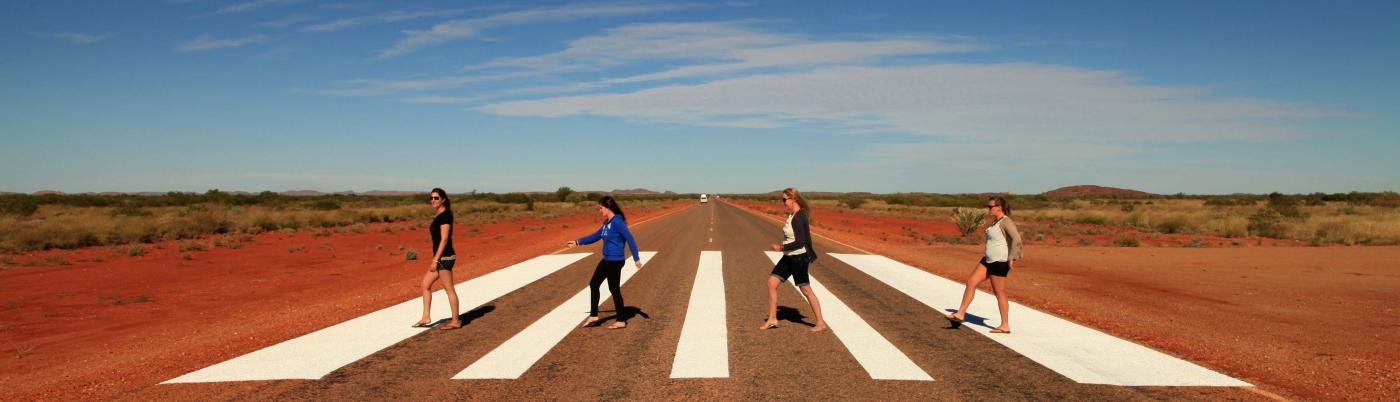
{"left": 309, "top": 199, "right": 342, "bottom": 211}
{"left": 127, "top": 245, "right": 146, "bottom": 256}
{"left": 1267, "top": 192, "right": 1303, "bottom": 218}
{"left": 405, "top": 249, "right": 418, "bottom": 260}
{"left": 555, "top": 187, "right": 575, "bottom": 202}
{"left": 1156, "top": 216, "right": 1189, "bottom": 234}
{"left": 0, "top": 196, "right": 40, "bottom": 217}
{"left": 1113, "top": 236, "right": 1140, "bottom": 247}
{"left": 951, "top": 207, "right": 987, "bottom": 237}
{"left": 1247, "top": 208, "right": 1286, "bottom": 238}
{"left": 841, "top": 197, "right": 867, "bottom": 210}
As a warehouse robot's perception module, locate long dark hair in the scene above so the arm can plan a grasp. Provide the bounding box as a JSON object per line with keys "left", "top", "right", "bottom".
{"left": 990, "top": 196, "right": 1011, "bottom": 216}
{"left": 431, "top": 188, "right": 452, "bottom": 214}
{"left": 598, "top": 195, "right": 626, "bottom": 221}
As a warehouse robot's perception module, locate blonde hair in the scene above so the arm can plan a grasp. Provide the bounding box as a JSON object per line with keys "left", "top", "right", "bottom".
{"left": 782, "top": 187, "right": 811, "bottom": 215}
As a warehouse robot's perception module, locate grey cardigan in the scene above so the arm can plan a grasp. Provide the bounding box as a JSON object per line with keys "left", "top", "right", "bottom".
{"left": 996, "top": 216, "right": 1025, "bottom": 261}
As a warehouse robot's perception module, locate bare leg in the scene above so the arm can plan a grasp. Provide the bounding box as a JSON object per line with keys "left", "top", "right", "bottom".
{"left": 989, "top": 275, "right": 1010, "bottom": 332}
{"left": 437, "top": 269, "right": 462, "bottom": 329}
{"left": 951, "top": 264, "right": 989, "bottom": 321}
{"left": 799, "top": 285, "right": 827, "bottom": 332}
{"left": 417, "top": 270, "right": 438, "bottom": 326}
{"left": 760, "top": 276, "right": 780, "bottom": 329}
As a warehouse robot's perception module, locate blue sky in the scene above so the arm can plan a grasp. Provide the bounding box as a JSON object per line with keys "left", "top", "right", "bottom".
{"left": 2, "top": 1, "right": 1397, "bottom": 194}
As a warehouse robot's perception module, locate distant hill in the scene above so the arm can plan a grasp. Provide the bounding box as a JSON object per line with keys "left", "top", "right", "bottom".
{"left": 362, "top": 190, "right": 423, "bottom": 196}
{"left": 32, "top": 189, "right": 64, "bottom": 196}
{"left": 279, "top": 190, "right": 326, "bottom": 197}
{"left": 1043, "top": 185, "right": 1153, "bottom": 197}
{"left": 612, "top": 188, "right": 670, "bottom": 195}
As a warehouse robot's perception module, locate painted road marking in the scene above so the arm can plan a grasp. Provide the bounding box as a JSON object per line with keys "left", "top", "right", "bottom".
{"left": 764, "top": 252, "right": 933, "bottom": 381}
{"left": 454, "top": 252, "right": 658, "bottom": 380}
{"left": 828, "top": 253, "right": 1251, "bottom": 387}
{"left": 670, "top": 251, "right": 728, "bottom": 378}
{"left": 163, "top": 253, "right": 591, "bottom": 383}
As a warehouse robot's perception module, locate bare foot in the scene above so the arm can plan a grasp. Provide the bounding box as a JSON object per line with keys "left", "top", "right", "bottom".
{"left": 607, "top": 321, "right": 627, "bottom": 329}
{"left": 990, "top": 327, "right": 1011, "bottom": 334}
{"left": 809, "top": 322, "right": 828, "bottom": 333}
{"left": 437, "top": 321, "right": 462, "bottom": 330}
{"left": 944, "top": 313, "right": 964, "bottom": 323}
{"left": 581, "top": 316, "right": 600, "bottom": 328}
{"left": 759, "top": 320, "right": 778, "bottom": 330}
{"left": 411, "top": 320, "right": 432, "bottom": 328}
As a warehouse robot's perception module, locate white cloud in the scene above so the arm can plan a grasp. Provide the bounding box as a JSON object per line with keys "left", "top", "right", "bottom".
{"left": 481, "top": 63, "right": 1338, "bottom": 142}
{"left": 213, "top": 0, "right": 303, "bottom": 15}
{"left": 306, "top": 9, "right": 465, "bottom": 32}
{"left": 30, "top": 31, "right": 113, "bottom": 45}
{"left": 376, "top": 2, "right": 698, "bottom": 59}
{"left": 256, "top": 14, "right": 317, "bottom": 29}
{"left": 396, "top": 95, "right": 486, "bottom": 104}
{"left": 178, "top": 34, "right": 269, "bottom": 52}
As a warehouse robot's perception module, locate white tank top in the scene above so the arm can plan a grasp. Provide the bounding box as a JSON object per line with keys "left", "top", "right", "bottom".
{"left": 783, "top": 214, "right": 806, "bottom": 256}
{"left": 984, "top": 217, "right": 1009, "bottom": 263}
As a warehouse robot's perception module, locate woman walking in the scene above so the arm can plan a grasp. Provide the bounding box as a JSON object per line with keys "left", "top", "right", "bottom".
{"left": 566, "top": 196, "right": 641, "bottom": 329}
{"left": 945, "top": 196, "right": 1023, "bottom": 334}
{"left": 414, "top": 188, "right": 462, "bottom": 330}
{"left": 760, "top": 188, "right": 827, "bottom": 332}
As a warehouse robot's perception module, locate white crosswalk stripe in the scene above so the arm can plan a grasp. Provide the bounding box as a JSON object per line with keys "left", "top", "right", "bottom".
{"left": 163, "top": 253, "right": 591, "bottom": 383}
{"left": 670, "top": 251, "right": 728, "bottom": 378}
{"left": 764, "top": 251, "right": 934, "bottom": 381}
{"left": 454, "top": 252, "right": 658, "bottom": 380}
{"left": 828, "top": 253, "right": 1250, "bottom": 386}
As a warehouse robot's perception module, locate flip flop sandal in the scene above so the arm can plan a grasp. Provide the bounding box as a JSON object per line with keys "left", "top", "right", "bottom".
{"left": 989, "top": 328, "right": 1011, "bottom": 334}
{"left": 759, "top": 322, "right": 779, "bottom": 330}
{"left": 411, "top": 322, "right": 432, "bottom": 328}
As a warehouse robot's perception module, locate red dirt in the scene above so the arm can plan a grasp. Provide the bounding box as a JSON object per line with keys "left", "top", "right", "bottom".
{"left": 0, "top": 201, "right": 692, "bottom": 401}
{"left": 729, "top": 199, "right": 1400, "bottom": 401}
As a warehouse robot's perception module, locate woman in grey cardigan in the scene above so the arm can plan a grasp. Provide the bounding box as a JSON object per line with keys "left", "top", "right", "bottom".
{"left": 945, "top": 196, "right": 1023, "bottom": 334}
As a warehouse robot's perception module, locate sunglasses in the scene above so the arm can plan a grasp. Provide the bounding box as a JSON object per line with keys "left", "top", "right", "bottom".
{"left": 430, "top": 196, "right": 442, "bottom": 201}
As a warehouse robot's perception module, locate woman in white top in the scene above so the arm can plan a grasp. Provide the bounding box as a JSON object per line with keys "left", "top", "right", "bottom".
{"left": 945, "top": 196, "right": 1023, "bottom": 334}
{"left": 760, "top": 188, "right": 828, "bottom": 332}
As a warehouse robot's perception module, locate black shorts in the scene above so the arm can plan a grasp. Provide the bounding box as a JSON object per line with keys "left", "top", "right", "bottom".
{"left": 770, "top": 254, "right": 811, "bottom": 287}
{"left": 435, "top": 258, "right": 456, "bottom": 271}
{"left": 980, "top": 258, "right": 1010, "bottom": 277}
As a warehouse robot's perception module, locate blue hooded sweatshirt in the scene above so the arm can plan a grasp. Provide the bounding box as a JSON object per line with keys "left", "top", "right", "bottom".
{"left": 577, "top": 215, "right": 640, "bottom": 262}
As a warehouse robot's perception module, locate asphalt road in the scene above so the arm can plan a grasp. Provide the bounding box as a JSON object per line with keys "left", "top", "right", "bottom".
{"left": 131, "top": 201, "right": 1265, "bottom": 401}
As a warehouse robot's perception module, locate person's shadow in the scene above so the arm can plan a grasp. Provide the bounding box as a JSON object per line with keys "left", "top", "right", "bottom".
{"left": 776, "top": 306, "right": 815, "bottom": 327}
{"left": 429, "top": 305, "right": 496, "bottom": 327}
{"left": 596, "top": 306, "right": 650, "bottom": 325}
{"left": 941, "top": 308, "right": 990, "bottom": 329}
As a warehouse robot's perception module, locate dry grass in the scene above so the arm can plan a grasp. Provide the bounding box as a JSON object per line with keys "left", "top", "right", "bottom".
{"left": 811, "top": 198, "right": 1400, "bottom": 245}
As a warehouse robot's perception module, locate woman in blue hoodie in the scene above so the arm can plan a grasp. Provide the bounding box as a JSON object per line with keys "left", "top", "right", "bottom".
{"left": 566, "top": 196, "right": 641, "bottom": 329}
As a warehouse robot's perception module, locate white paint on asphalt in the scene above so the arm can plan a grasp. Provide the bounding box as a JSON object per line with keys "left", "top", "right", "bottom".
{"left": 670, "top": 251, "right": 728, "bottom": 378}
{"left": 764, "top": 251, "right": 933, "bottom": 381}
{"left": 454, "top": 252, "right": 658, "bottom": 379}
{"left": 828, "top": 253, "right": 1251, "bottom": 387}
{"left": 163, "top": 253, "right": 592, "bottom": 383}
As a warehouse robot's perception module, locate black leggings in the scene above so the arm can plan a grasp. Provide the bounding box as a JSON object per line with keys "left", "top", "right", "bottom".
{"left": 589, "top": 260, "right": 629, "bottom": 320}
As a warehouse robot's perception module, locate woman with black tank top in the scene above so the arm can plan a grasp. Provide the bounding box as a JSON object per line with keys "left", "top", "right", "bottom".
{"left": 760, "top": 188, "right": 827, "bottom": 332}
{"left": 413, "top": 188, "right": 462, "bottom": 330}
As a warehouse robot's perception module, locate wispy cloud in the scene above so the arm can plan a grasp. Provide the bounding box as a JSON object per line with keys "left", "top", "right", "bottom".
{"left": 323, "top": 21, "right": 975, "bottom": 97}
{"left": 306, "top": 9, "right": 465, "bottom": 32}
{"left": 211, "top": 0, "right": 303, "bottom": 15}
{"left": 481, "top": 63, "right": 1339, "bottom": 142}
{"left": 376, "top": 2, "right": 698, "bottom": 59}
{"left": 178, "top": 34, "right": 269, "bottom": 52}
{"left": 396, "top": 95, "right": 487, "bottom": 104}
{"left": 30, "top": 31, "right": 113, "bottom": 45}
{"left": 256, "top": 14, "right": 318, "bottom": 29}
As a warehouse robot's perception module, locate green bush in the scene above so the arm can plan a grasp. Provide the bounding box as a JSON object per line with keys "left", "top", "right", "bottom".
{"left": 1247, "top": 208, "right": 1285, "bottom": 238}
{"left": 0, "top": 196, "right": 40, "bottom": 217}
{"left": 1113, "top": 236, "right": 1140, "bottom": 247}
{"left": 1156, "top": 217, "right": 1189, "bottom": 234}
{"left": 405, "top": 249, "right": 418, "bottom": 260}
{"left": 841, "top": 197, "right": 867, "bottom": 210}
{"left": 309, "top": 199, "right": 342, "bottom": 211}
{"left": 951, "top": 207, "right": 987, "bottom": 237}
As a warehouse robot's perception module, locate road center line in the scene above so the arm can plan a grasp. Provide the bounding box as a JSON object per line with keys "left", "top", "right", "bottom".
{"left": 671, "top": 251, "right": 728, "bottom": 378}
